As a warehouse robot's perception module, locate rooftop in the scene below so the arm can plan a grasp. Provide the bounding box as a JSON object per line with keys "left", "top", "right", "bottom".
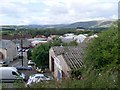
{"left": 52, "top": 46, "right": 85, "bottom": 69}
{"left": 0, "top": 39, "right": 12, "bottom": 49}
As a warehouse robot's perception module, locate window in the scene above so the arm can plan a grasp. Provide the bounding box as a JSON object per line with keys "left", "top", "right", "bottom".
{"left": 12, "top": 71, "right": 19, "bottom": 76}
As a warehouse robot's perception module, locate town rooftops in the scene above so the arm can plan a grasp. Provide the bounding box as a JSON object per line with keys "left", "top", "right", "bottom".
{"left": 52, "top": 46, "right": 84, "bottom": 69}
{"left": 0, "top": 34, "right": 32, "bottom": 40}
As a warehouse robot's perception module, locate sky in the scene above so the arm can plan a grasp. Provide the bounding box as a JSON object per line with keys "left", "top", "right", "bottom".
{"left": 0, "top": 0, "right": 119, "bottom": 25}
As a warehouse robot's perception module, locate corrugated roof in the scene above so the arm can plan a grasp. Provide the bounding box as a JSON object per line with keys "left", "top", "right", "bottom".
{"left": 52, "top": 46, "right": 84, "bottom": 69}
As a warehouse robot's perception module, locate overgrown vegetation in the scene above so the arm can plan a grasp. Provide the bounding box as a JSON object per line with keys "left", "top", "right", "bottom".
{"left": 78, "top": 23, "right": 119, "bottom": 88}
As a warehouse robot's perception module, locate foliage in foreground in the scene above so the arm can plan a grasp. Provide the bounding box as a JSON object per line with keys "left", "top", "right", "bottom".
{"left": 80, "top": 24, "right": 119, "bottom": 88}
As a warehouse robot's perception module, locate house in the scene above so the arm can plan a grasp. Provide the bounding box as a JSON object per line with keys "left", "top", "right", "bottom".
{"left": 28, "top": 35, "right": 48, "bottom": 47}
{"left": 60, "top": 33, "right": 76, "bottom": 43}
{"left": 0, "top": 39, "right": 18, "bottom": 63}
{"left": 76, "top": 27, "right": 85, "bottom": 31}
{"left": 13, "top": 39, "right": 31, "bottom": 49}
{"left": 49, "top": 46, "right": 84, "bottom": 80}
{"left": 74, "top": 34, "right": 87, "bottom": 43}
{"left": 28, "top": 38, "right": 48, "bottom": 46}
{"left": 83, "top": 34, "right": 98, "bottom": 43}
{"left": 60, "top": 33, "right": 88, "bottom": 43}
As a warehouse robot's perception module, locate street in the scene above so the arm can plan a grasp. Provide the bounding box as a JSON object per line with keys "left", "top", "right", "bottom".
{"left": 8, "top": 52, "right": 28, "bottom": 67}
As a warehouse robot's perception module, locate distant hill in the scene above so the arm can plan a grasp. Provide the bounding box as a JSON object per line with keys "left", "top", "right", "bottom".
{"left": 64, "top": 20, "right": 114, "bottom": 28}
{"left": 1, "top": 20, "right": 115, "bottom": 30}
{"left": 21, "top": 20, "right": 115, "bottom": 29}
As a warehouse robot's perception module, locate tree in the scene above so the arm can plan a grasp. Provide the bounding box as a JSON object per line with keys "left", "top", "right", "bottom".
{"left": 84, "top": 25, "right": 118, "bottom": 70}
{"left": 31, "top": 38, "right": 62, "bottom": 67}
{"left": 32, "top": 43, "right": 50, "bottom": 66}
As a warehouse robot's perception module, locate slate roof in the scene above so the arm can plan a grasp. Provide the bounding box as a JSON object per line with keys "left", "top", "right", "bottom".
{"left": 52, "top": 46, "right": 85, "bottom": 69}
{"left": 0, "top": 39, "right": 12, "bottom": 49}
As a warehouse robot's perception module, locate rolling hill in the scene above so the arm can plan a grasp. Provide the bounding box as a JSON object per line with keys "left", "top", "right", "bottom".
{"left": 1, "top": 20, "right": 116, "bottom": 30}
{"left": 21, "top": 20, "right": 115, "bottom": 29}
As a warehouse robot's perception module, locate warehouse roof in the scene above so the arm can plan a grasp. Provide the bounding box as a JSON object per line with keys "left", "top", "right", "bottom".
{"left": 52, "top": 46, "right": 85, "bottom": 69}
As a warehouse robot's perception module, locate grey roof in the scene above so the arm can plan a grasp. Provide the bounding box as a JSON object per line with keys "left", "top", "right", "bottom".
{"left": 0, "top": 39, "right": 12, "bottom": 49}
{"left": 52, "top": 46, "right": 84, "bottom": 69}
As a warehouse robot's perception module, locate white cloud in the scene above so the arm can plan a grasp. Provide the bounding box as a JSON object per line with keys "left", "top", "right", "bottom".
{"left": 0, "top": 0, "right": 119, "bottom": 25}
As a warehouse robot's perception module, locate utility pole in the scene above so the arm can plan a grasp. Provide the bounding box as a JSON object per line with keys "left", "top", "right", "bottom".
{"left": 20, "top": 39, "right": 23, "bottom": 66}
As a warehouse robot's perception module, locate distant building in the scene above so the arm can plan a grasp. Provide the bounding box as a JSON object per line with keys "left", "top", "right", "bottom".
{"left": 34, "top": 35, "right": 47, "bottom": 41}
{"left": 1, "top": 34, "right": 32, "bottom": 40}
{"left": 28, "top": 36, "right": 48, "bottom": 46}
{"left": 83, "top": 34, "right": 98, "bottom": 43}
{"left": 76, "top": 27, "right": 85, "bottom": 31}
{"left": 64, "top": 33, "right": 74, "bottom": 37}
{"left": 49, "top": 46, "right": 84, "bottom": 80}
{"left": 60, "top": 33, "right": 76, "bottom": 43}
{"left": 0, "top": 39, "right": 18, "bottom": 63}
{"left": 50, "top": 35, "right": 58, "bottom": 39}
{"left": 12, "top": 38, "right": 32, "bottom": 49}
{"left": 74, "top": 34, "right": 87, "bottom": 43}
{"left": 60, "top": 33, "right": 87, "bottom": 43}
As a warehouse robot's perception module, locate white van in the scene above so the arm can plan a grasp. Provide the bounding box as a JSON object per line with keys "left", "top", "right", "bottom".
{"left": 0, "top": 67, "right": 26, "bottom": 82}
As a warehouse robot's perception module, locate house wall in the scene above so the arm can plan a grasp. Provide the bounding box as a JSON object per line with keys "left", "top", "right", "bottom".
{"left": 49, "top": 48, "right": 71, "bottom": 80}
{"left": 7, "top": 41, "right": 18, "bottom": 61}
{"left": 49, "top": 48, "right": 54, "bottom": 72}
{"left": 0, "top": 52, "right": 4, "bottom": 59}
{"left": 57, "top": 55, "right": 71, "bottom": 78}
{"left": 0, "top": 40, "right": 18, "bottom": 62}
{"left": 0, "top": 48, "right": 7, "bottom": 60}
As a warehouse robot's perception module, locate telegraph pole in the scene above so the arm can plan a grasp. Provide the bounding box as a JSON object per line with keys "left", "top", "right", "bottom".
{"left": 20, "top": 39, "right": 23, "bottom": 66}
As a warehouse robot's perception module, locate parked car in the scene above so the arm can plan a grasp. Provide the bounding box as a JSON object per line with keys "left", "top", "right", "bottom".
{"left": 18, "top": 49, "right": 26, "bottom": 52}
{"left": 25, "top": 74, "right": 52, "bottom": 87}
{"left": 18, "top": 48, "right": 22, "bottom": 52}
{"left": 16, "top": 65, "right": 32, "bottom": 70}
{"left": 22, "top": 49, "right": 26, "bottom": 52}
{"left": 0, "top": 67, "right": 26, "bottom": 82}
{"left": 25, "top": 49, "right": 29, "bottom": 52}
{"left": 0, "top": 60, "right": 9, "bottom": 67}
{"left": 36, "top": 66, "right": 48, "bottom": 73}
{"left": 28, "top": 65, "right": 33, "bottom": 69}
{"left": 28, "top": 60, "right": 35, "bottom": 65}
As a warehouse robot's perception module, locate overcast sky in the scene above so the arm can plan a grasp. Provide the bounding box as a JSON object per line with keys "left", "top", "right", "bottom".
{"left": 0, "top": 0, "right": 119, "bottom": 25}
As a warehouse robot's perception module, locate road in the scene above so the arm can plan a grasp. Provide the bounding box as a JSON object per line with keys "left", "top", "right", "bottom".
{"left": 8, "top": 52, "right": 28, "bottom": 67}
